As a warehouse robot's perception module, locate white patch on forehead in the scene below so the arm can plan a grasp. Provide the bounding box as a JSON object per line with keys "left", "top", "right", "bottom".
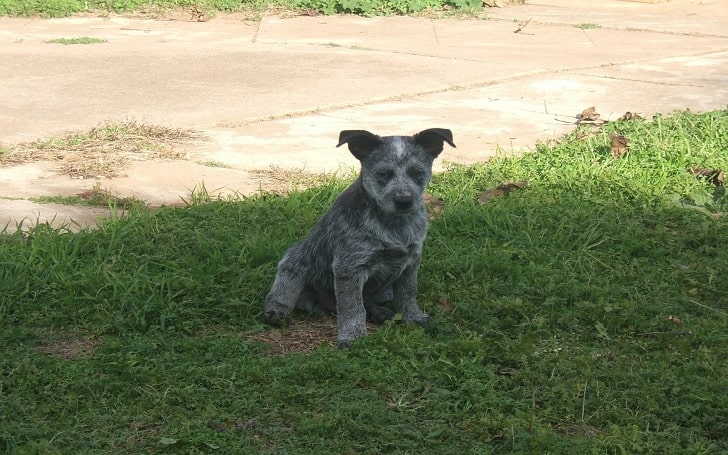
{"left": 392, "top": 137, "right": 406, "bottom": 160}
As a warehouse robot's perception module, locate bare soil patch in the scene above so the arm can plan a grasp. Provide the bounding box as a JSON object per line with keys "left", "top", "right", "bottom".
{"left": 248, "top": 316, "right": 379, "bottom": 355}
{"left": 35, "top": 332, "right": 101, "bottom": 360}
{"left": 0, "top": 120, "right": 202, "bottom": 179}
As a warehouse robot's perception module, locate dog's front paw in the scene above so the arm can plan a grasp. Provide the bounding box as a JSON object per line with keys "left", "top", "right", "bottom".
{"left": 263, "top": 309, "right": 291, "bottom": 327}
{"left": 337, "top": 338, "right": 354, "bottom": 349}
{"left": 336, "top": 321, "right": 368, "bottom": 349}
{"left": 403, "top": 312, "right": 431, "bottom": 326}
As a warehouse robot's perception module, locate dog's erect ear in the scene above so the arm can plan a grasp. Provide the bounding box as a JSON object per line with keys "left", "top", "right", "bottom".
{"left": 413, "top": 128, "right": 456, "bottom": 157}
{"left": 337, "top": 130, "right": 384, "bottom": 161}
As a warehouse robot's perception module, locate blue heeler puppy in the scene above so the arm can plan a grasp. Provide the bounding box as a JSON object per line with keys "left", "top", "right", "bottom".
{"left": 263, "top": 128, "right": 455, "bottom": 348}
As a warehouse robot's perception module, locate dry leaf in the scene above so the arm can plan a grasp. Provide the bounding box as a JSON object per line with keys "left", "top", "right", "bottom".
{"left": 667, "top": 315, "right": 683, "bottom": 325}
{"left": 478, "top": 180, "right": 528, "bottom": 204}
{"left": 610, "top": 133, "right": 629, "bottom": 159}
{"left": 577, "top": 107, "right": 601, "bottom": 123}
{"left": 690, "top": 167, "right": 724, "bottom": 187}
{"left": 438, "top": 297, "right": 454, "bottom": 312}
{"left": 618, "top": 111, "right": 643, "bottom": 121}
{"left": 423, "top": 192, "right": 445, "bottom": 219}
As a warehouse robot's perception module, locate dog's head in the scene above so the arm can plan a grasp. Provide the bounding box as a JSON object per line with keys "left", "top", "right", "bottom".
{"left": 337, "top": 128, "right": 455, "bottom": 215}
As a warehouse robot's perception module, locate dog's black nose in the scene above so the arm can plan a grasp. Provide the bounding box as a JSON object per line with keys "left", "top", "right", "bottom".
{"left": 394, "top": 195, "right": 414, "bottom": 210}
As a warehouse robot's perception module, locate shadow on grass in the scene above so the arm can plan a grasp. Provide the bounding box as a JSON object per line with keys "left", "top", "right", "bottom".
{"left": 1, "top": 110, "right": 726, "bottom": 454}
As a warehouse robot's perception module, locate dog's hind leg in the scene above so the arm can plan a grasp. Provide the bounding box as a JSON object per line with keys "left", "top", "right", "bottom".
{"left": 263, "top": 246, "right": 306, "bottom": 326}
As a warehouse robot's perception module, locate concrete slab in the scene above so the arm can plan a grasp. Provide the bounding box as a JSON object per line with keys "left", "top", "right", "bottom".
{"left": 489, "top": 0, "right": 728, "bottom": 36}
{"left": 1, "top": 199, "right": 113, "bottom": 232}
{"left": 0, "top": 0, "right": 727, "bottom": 231}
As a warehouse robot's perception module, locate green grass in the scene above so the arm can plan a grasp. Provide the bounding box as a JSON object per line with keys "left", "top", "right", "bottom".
{"left": 29, "top": 184, "right": 146, "bottom": 210}
{"left": 1, "top": 109, "right": 727, "bottom": 454}
{"left": 46, "top": 36, "right": 108, "bottom": 44}
{"left": 574, "top": 23, "right": 601, "bottom": 30}
{"left": 0, "top": 0, "right": 484, "bottom": 18}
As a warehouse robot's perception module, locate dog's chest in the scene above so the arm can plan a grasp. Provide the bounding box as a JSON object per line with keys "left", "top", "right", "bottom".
{"left": 366, "top": 236, "right": 421, "bottom": 279}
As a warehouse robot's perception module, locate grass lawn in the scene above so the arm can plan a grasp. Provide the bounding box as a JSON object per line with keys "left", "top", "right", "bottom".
{"left": 0, "top": 0, "right": 489, "bottom": 18}
{"left": 1, "top": 109, "right": 727, "bottom": 453}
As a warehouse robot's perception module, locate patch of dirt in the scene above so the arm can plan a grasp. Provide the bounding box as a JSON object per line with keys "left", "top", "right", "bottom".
{"left": 0, "top": 120, "right": 202, "bottom": 179}
{"left": 35, "top": 333, "right": 101, "bottom": 360}
{"left": 248, "top": 316, "right": 378, "bottom": 355}
{"left": 248, "top": 317, "right": 338, "bottom": 354}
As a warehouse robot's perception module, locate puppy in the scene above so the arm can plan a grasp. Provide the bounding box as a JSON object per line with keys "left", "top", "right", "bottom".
{"left": 264, "top": 128, "right": 455, "bottom": 347}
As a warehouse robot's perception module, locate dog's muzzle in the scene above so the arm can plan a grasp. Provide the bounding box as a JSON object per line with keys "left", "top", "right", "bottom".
{"left": 393, "top": 194, "right": 414, "bottom": 211}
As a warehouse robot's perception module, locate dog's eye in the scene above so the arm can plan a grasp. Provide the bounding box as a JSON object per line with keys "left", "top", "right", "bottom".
{"left": 408, "top": 167, "right": 426, "bottom": 180}
{"left": 375, "top": 169, "right": 394, "bottom": 180}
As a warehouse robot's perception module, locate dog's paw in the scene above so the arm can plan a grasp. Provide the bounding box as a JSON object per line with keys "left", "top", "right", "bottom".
{"left": 336, "top": 333, "right": 367, "bottom": 349}
{"left": 263, "top": 309, "right": 291, "bottom": 327}
{"left": 404, "top": 312, "right": 431, "bottom": 326}
{"left": 337, "top": 339, "right": 354, "bottom": 349}
{"left": 336, "top": 321, "right": 368, "bottom": 349}
{"left": 366, "top": 305, "right": 396, "bottom": 325}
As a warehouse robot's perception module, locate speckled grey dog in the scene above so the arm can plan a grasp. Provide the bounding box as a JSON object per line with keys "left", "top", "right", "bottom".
{"left": 263, "top": 128, "right": 455, "bottom": 348}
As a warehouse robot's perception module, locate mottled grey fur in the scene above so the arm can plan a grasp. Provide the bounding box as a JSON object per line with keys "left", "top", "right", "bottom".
{"left": 263, "top": 128, "right": 455, "bottom": 348}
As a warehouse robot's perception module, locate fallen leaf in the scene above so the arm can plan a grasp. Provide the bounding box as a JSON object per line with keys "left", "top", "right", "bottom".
{"left": 423, "top": 192, "right": 445, "bottom": 219}
{"left": 690, "top": 167, "right": 724, "bottom": 187}
{"left": 438, "top": 297, "right": 454, "bottom": 312}
{"left": 618, "top": 111, "right": 643, "bottom": 121}
{"left": 478, "top": 180, "right": 528, "bottom": 204}
{"left": 577, "top": 106, "right": 601, "bottom": 123}
{"left": 610, "top": 133, "right": 629, "bottom": 159}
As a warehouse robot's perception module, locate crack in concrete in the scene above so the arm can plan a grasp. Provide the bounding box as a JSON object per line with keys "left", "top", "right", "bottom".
{"left": 431, "top": 21, "right": 441, "bottom": 46}
{"left": 577, "top": 73, "right": 705, "bottom": 88}
{"left": 212, "top": 49, "right": 722, "bottom": 129}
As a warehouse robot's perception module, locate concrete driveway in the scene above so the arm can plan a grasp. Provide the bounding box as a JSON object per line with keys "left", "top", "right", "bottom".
{"left": 1, "top": 0, "right": 727, "bottom": 230}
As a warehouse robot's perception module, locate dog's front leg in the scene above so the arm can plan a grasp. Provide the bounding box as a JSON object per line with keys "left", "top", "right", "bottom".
{"left": 393, "top": 263, "right": 430, "bottom": 326}
{"left": 334, "top": 274, "right": 368, "bottom": 348}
